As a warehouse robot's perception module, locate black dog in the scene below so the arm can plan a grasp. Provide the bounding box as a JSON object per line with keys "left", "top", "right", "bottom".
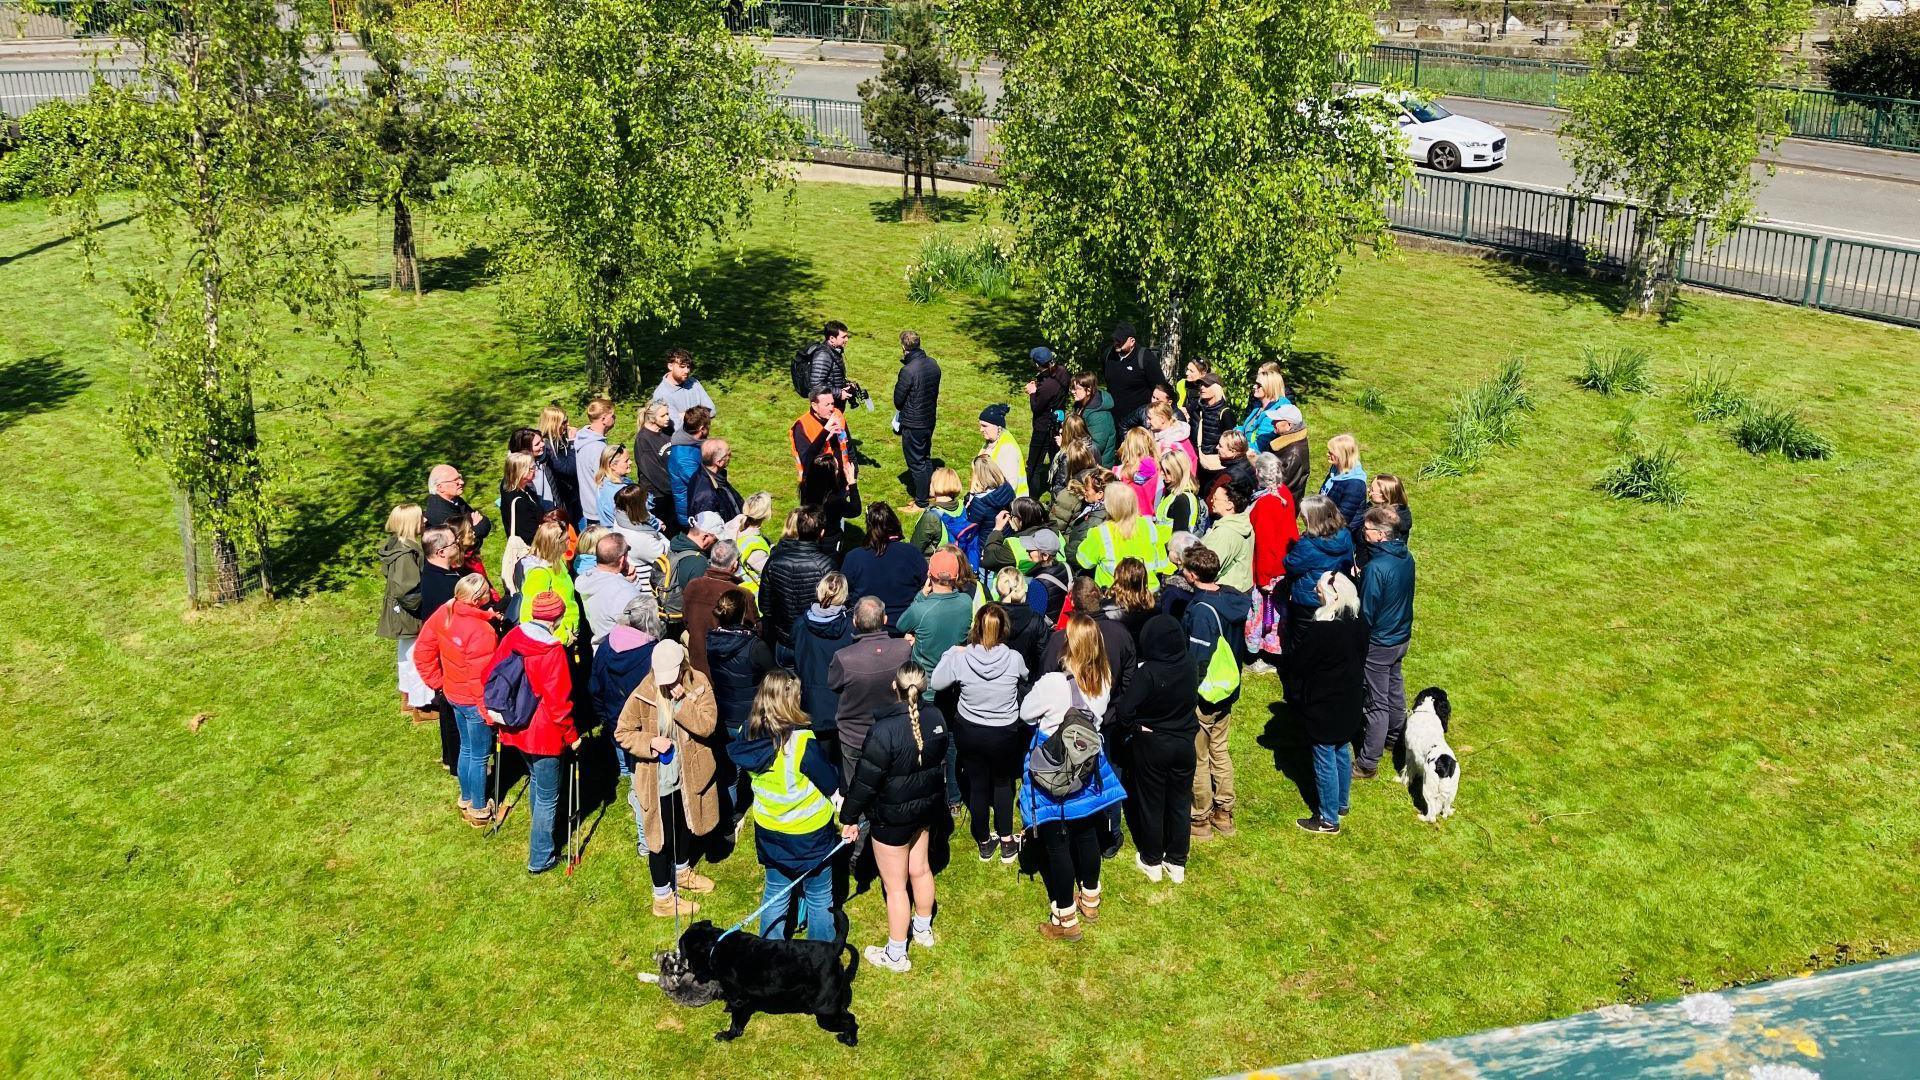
{"left": 675, "top": 920, "right": 860, "bottom": 1046}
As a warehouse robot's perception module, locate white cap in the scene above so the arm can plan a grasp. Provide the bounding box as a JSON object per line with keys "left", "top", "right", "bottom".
{"left": 690, "top": 511, "right": 726, "bottom": 536}
{"left": 652, "top": 639, "right": 686, "bottom": 683}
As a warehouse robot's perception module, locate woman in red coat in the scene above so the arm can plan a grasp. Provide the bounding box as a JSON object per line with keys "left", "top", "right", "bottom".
{"left": 414, "top": 575, "right": 501, "bottom": 825}
{"left": 490, "top": 591, "right": 580, "bottom": 873}
{"left": 1246, "top": 452, "right": 1301, "bottom": 674}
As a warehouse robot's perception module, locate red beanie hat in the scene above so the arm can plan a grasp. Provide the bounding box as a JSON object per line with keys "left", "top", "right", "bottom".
{"left": 530, "top": 591, "right": 565, "bottom": 622}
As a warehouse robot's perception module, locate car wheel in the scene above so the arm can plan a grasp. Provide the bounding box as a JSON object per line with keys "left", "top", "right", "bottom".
{"left": 1428, "top": 142, "right": 1460, "bottom": 172}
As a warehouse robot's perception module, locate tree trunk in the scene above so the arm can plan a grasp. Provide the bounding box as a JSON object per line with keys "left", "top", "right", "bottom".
{"left": 392, "top": 194, "right": 419, "bottom": 295}
{"left": 1627, "top": 212, "right": 1678, "bottom": 317}
{"left": 929, "top": 168, "right": 939, "bottom": 219}
{"left": 211, "top": 530, "right": 244, "bottom": 605}
{"left": 586, "top": 330, "right": 617, "bottom": 396}
{"left": 1156, "top": 296, "right": 1185, "bottom": 380}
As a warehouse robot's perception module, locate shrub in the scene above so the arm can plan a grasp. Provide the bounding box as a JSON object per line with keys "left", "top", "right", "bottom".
{"left": 1825, "top": 11, "right": 1920, "bottom": 101}
{"left": 1421, "top": 358, "right": 1532, "bottom": 478}
{"left": 1355, "top": 385, "right": 1388, "bottom": 414}
{"left": 1576, "top": 345, "right": 1654, "bottom": 395}
{"left": 903, "top": 229, "right": 1013, "bottom": 303}
{"left": 1599, "top": 444, "right": 1688, "bottom": 506}
{"left": 1678, "top": 364, "right": 1749, "bottom": 423}
{"left": 0, "top": 99, "right": 101, "bottom": 202}
{"left": 1732, "top": 403, "right": 1833, "bottom": 460}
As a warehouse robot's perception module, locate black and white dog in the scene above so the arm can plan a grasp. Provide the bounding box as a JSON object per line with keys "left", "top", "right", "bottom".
{"left": 674, "top": 920, "right": 861, "bottom": 1046}
{"left": 1401, "top": 687, "right": 1459, "bottom": 822}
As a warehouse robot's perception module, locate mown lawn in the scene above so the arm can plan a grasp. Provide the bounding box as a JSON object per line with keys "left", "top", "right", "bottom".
{"left": 1, "top": 180, "right": 1916, "bottom": 1077}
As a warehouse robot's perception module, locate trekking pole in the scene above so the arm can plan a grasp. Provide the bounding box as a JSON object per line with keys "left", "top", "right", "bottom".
{"left": 564, "top": 750, "right": 577, "bottom": 875}
{"left": 488, "top": 748, "right": 527, "bottom": 839}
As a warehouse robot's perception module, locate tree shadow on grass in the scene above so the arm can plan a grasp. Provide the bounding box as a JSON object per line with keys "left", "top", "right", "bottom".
{"left": 1280, "top": 349, "right": 1347, "bottom": 405}
{"left": 956, "top": 290, "right": 1050, "bottom": 385}
{"left": 633, "top": 248, "right": 827, "bottom": 389}
{"left": 0, "top": 213, "right": 137, "bottom": 267}
{"left": 867, "top": 194, "right": 982, "bottom": 224}
{"left": 420, "top": 245, "right": 495, "bottom": 293}
{"left": 0, "top": 354, "right": 90, "bottom": 435}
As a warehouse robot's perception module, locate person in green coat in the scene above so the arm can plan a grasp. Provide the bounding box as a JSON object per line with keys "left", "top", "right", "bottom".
{"left": 1198, "top": 477, "right": 1256, "bottom": 594}
{"left": 897, "top": 548, "right": 976, "bottom": 809}
{"left": 1071, "top": 373, "right": 1118, "bottom": 467}
{"left": 1075, "top": 482, "right": 1173, "bottom": 587}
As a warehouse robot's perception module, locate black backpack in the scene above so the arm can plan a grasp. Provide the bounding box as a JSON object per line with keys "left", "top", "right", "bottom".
{"left": 791, "top": 343, "right": 819, "bottom": 398}
{"left": 482, "top": 649, "right": 537, "bottom": 732}
{"left": 1027, "top": 678, "right": 1104, "bottom": 797}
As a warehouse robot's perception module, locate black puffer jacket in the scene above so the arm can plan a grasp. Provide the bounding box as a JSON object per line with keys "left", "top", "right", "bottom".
{"left": 1190, "top": 397, "right": 1239, "bottom": 457}
{"left": 893, "top": 348, "right": 942, "bottom": 430}
{"left": 802, "top": 341, "right": 847, "bottom": 399}
{"left": 840, "top": 700, "right": 951, "bottom": 829}
{"left": 1290, "top": 613, "right": 1369, "bottom": 745}
{"left": 1115, "top": 615, "right": 1199, "bottom": 738}
{"left": 759, "top": 538, "right": 838, "bottom": 648}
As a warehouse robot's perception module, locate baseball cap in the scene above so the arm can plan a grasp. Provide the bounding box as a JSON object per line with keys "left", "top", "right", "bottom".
{"left": 928, "top": 550, "right": 960, "bottom": 582}
{"left": 1030, "top": 346, "right": 1055, "bottom": 365}
{"left": 652, "top": 639, "right": 686, "bottom": 683}
{"left": 1028, "top": 529, "right": 1061, "bottom": 554}
{"left": 690, "top": 511, "right": 725, "bottom": 535}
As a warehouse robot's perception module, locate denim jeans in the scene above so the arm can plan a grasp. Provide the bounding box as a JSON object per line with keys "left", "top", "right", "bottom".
{"left": 761, "top": 861, "right": 836, "bottom": 942}
{"left": 526, "top": 753, "right": 562, "bottom": 871}
{"left": 453, "top": 704, "right": 493, "bottom": 810}
{"left": 1311, "top": 743, "right": 1352, "bottom": 826}
{"left": 614, "top": 743, "right": 650, "bottom": 857}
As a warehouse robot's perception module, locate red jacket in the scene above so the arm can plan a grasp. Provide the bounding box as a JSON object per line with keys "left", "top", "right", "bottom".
{"left": 489, "top": 625, "right": 577, "bottom": 756}
{"left": 414, "top": 599, "right": 498, "bottom": 707}
{"left": 1250, "top": 487, "right": 1300, "bottom": 589}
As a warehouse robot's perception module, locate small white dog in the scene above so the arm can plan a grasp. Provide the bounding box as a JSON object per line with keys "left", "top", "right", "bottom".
{"left": 1400, "top": 687, "right": 1459, "bottom": 822}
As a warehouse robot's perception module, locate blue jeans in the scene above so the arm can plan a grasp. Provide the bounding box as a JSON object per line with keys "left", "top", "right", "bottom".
{"left": 1311, "top": 743, "right": 1352, "bottom": 826}
{"left": 454, "top": 705, "right": 493, "bottom": 810}
{"left": 761, "top": 861, "right": 836, "bottom": 942}
{"left": 527, "top": 753, "right": 562, "bottom": 871}
{"left": 614, "top": 743, "right": 650, "bottom": 857}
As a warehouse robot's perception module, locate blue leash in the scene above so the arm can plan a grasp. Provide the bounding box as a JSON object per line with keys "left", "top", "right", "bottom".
{"left": 717, "top": 836, "right": 854, "bottom": 941}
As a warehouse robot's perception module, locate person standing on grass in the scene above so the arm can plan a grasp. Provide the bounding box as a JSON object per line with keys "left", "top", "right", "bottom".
{"left": 909, "top": 467, "right": 965, "bottom": 554}
{"left": 839, "top": 662, "right": 948, "bottom": 973}
{"left": 899, "top": 549, "right": 976, "bottom": 814}
{"left": 1116, "top": 613, "right": 1199, "bottom": 884}
{"left": 661, "top": 511, "right": 721, "bottom": 635}
{"left": 894, "top": 330, "right": 942, "bottom": 508}
{"left": 932, "top": 604, "right": 1031, "bottom": 865}
{"left": 514, "top": 521, "right": 579, "bottom": 647}
{"left": 1147, "top": 400, "right": 1197, "bottom": 475}
{"left": 734, "top": 491, "right": 776, "bottom": 597}
{"left": 1076, "top": 481, "right": 1174, "bottom": 589}
{"left": 827, "top": 596, "right": 914, "bottom": 784}
{"left": 591, "top": 594, "right": 662, "bottom": 859}
{"left": 1200, "top": 476, "right": 1256, "bottom": 608}
{"left": 843, "top": 502, "right": 929, "bottom": 628}
{"left": 708, "top": 588, "right": 778, "bottom": 827}
{"left": 1177, "top": 545, "right": 1251, "bottom": 842}
{"left": 1236, "top": 362, "right": 1309, "bottom": 505}
{"left": 1046, "top": 416, "right": 1098, "bottom": 504}
{"left": 992, "top": 568, "right": 1051, "bottom": 674}
{"left": 379, "top": 503, "right": 434, "bottom": 723}
{"left": 1024, "top": 346, "right": 1072, "bottom": 496}
{"left": 684, "top": 540, "right": 753, "bottom": 677}
{"left": 801, "top": 320, "right": 855, "bottom": 412}
{"left": 592, "top": 443, "right": 635, "bottom": 538}
{"left": 1100, "top": 321, "right": 1158, "bottom": 427}
{"left": 537, "top": 405, "right": 582, "bottom": 526}
{"left": 507, "top": 429, "right": 559, "bottom": 514}
{"left": 419, "top": 526, "right": 470, "bottom": 774}
{"left": 979, "top": 402, "right": 1029, "bottom": 499}
{"left": 666, "top": 405, "right": 712, "bottom": 531}
{"left": 1319, "top": 434, "right": 1368, "bottom": 528}
{"left": 1071, "top": 372, "right": 1119, "bottom": 467}
{"left": 1117, "top": 427, "right": 1161, "bottom": 517}
{"left": 759, "top": 505, "right": 839, "bottom": 660}
{"left": 425, "top": 463, "right": 492, "bottom": 544}
{"left": 1353, "top": 473, "right": 1412, "bottom": 568}
{"left": 1355, "top": 506, "right": 1415, "bottom": 780}
{"left": 729, "top": 670, "right": 842, "bottom": 942}
{"left": 654, "top": 347, "right": 716, "bottom": 434}
{"left": 608, "top": 484, "right": 670, "bottom": 590}
{"left": 632, "top": 399, "right": 676, "bottom": 531}
{"left": 1019, "top": 615, "right": 1123, "bottom": 942}
{"left": 415, "top": 574, "right": 500, "bottom": 826}
{"left": 1155, "top": 450, "right": 1204, "bottom": 538}
{"left": 1188, "top": 372, "right": 1238, "bottom": 463}
{"left": 794, "top": 573, "right": 854, "bottom": 770}
{"left": 500, "top": 451, "right": 544, "bottom": 547}
{"left": 1246, "top": 453, "right": 1300, "bottom": 676}
{"left": 1293, "top": 573, "right": 1368, "bottom": 835}
{"left": 615, "top": 639, "right": 720, "bottom": 917}
{"left": 491, "top": 591, "right": 580, "bottom": 874}
{"left": 573, "top": 399, "right": 617, "bottom": 528}
{"left": 687, "top": 438, "right": 744, "bottom": 529}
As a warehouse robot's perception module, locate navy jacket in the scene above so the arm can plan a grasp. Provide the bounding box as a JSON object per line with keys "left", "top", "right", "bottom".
{"left": 708, "top": 626, "right": 775, "bottom": 738}
{"left": 793, "top": 605, "right": 854, "bottom": 734}
{"left": 1284, "top": 531, "right": 1356, "bottom": 608}
{"left": 589, "top": 629, "right": 656, "bottom": 734}
{"left": 1360, "top": 538, "right": 1415, "bottom": 648}
{"left": 843, "top": 540, "right": 930, "bottom": 626}
{"left": 727, "top": 733, "right": 841, "bottom": 876}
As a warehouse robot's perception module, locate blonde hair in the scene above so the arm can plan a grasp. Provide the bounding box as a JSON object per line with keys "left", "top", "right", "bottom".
{"left": 531, "top": 520, "right": 569, "bottom": 566}
{"left": 1217, "top": 430, "right": 1249, "bottom": 457}
{"left": 969, "top": 455, "right": 1006, "bottom": 494}
{"left": 1120, "top": 427, "right": 1156, "bottom": 469}
{"left": 538, "top": 405, "right": 568, "bottom": 444}
{"left": 816, "top": 571, "right": 849, "bottom": 607}
{"left": 929, "top": 467, "right": 963, "bottom": 504}
{"left": 994, "top": 566, "right": 1027, "bottom": 604}
{"left": 386, "top": 503, "right": 425, "bottom": 544}
{"left": 593, "top": 444, "right": 629, "bottom": 486}
{"left": 746, "top": 670, "right": 810, "bottom": 743}
{"left": 1147, "top": 400, "right": 1175, "bottom": 426}
{"left": 454, "top": 573, "right": 491, "bottom": 606}
{"left": 1255, "top": 362, "right": 1287, "bottom": 402}
{"left": 1101, "top": 481, "right": 1140, "bottom": 539}
{"left": 742, "top": 491, "right": 774, "bottom": 528}
{"left": 502, "top": 451, "right": 535, "bottom": 493}
{"left": 894, "top": 662, "right": 929, "bottom": 763}
{"left": 644, "top": 399, "right": 671, "bottom": 431}
{"left": 584, "top": 397, "right": 614, "bottom": 423}
{"left": 1157, "top": 449, "right": 1194, "bottom": 495}
{"left": 1060, "top": 614, "right": 1110, "bottom": 698}
{"left": 1328, "top": 433, "right": 1360, "bottom": 474}
{"left": 577, "top": 525, "right": 608, "bottom": 561}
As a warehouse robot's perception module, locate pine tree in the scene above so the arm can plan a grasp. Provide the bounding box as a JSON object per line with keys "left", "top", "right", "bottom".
{"left": 858, "top": 3, "right": 984, "bottom": 218}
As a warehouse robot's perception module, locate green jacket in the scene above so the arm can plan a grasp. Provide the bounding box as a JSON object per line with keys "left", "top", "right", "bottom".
{"left": 377, "top": 535, "right": 424, "bottom": 639}
{"left": 898, "top": 589, "right": 974, "bottom": 676}
{"left": 1200, "top": 512, "right": 1255, "bottom": 593}
{"left": 518, "top": 561, "right": 581, "bottom": 646}
{"left": 910, "top": 497, "right": 959, "bottom": 555}
{"left": 1077, "top": 390, "right": 1118, "bottom": 467}
{"left": 1075, "top": 517, "right": 1173, "bottom": 587}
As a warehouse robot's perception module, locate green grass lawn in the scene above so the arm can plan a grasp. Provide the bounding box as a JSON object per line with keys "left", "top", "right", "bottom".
{"left": 2, "top": 180, "right": 1917, "bottom": 1077}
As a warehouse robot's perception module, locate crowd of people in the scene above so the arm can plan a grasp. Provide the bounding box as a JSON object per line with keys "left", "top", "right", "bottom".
{"left": 375, "top": 321, "right": 1418, "bottom": 966}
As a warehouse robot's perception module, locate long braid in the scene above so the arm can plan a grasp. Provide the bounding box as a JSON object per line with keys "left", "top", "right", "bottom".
{"left": 896, "top": 662, "right": 927, "bottom": 764}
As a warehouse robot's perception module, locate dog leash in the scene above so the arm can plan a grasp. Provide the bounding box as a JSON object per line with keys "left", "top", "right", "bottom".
{"left": 716, "top": 836, "right": 854, "bottom": 942}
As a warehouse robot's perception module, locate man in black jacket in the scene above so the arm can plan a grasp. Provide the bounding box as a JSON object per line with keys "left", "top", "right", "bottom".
{"left": 758, "top": 505, "right": 839, "bottom": 658}
{"left": 1023, "top": 346, "right": 1071, "bottom": 497}
{"left": 424, "top": 463, "right": 491, "bottom": 544}
{"left": 892, "top": 330, "right": 942, "bottom": 507}
{"left": 1099, "top": 322, "right": 1159, "bottom": 430}
{"left": 799, "top": 320, "right": 854, "bottom": 407}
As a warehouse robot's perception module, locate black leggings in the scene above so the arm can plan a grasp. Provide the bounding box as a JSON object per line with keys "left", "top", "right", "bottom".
{"left": 649, "top": 791, "right": 695, "bottom": 890}
{"left": 1131, "top": 731, "right": 1198, "bottom": 867}
{"left": 1037, "top": 817, "right": 1102, "bottom": 910}
{"left": 957, "top": 719, "right": 1028, "bottom": 843}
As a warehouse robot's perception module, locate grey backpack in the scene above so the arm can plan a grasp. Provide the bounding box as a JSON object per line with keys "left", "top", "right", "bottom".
{"left": 1028, "top": 678, "right": 1103, "bottom": 798}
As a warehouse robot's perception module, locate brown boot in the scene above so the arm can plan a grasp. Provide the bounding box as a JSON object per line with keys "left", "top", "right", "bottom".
{"left": 1211, "top": 808, "right": 1237, "bottom": 837}
{"left": 1190, "top": 817, "right": 1214, "bottom": 842}
{"left": 1038, "top": 905, "right": 1082, "bottom": 942}
{"left": 653, "top": 893, "right": 700, "bottom": 918}
{"left": 1076, "top": 889, "right": 1102, "bottom": 924}
{"left": 675, "top": 867, "right": 716, "bottom": 894}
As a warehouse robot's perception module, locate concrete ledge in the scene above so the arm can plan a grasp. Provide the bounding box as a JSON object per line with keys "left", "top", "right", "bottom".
{"left": 803, "top": 146, "right": 1000, "bottom": 187}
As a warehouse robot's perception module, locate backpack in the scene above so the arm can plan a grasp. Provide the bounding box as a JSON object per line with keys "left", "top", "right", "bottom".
{"left": 791, "top": 343, "right": 819, "bottom": 398}
{"left": 482, "top": 648, "right": 538, "bottom": 731}
{"left": 1027, "top": 678, "right": 1104, "bottom": 798}
{"left": 658, "top": 547, "right": 704, "bottom": 622}
{"left": 1184, "top": 599, "right": 1242, "bottom": 704}
{"left": 934, "top": 506, "right": 984, "bottom": 571}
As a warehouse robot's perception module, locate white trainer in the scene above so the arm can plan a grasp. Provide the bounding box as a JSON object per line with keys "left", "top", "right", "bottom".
{"left": 1135, "top": 853, "right": 1164, "bottom": 882}
{"left": 1166, "top": 862, "right": 1186, "bottom": 884}
{"left": 863, "top": 944, "right": 911, "bottom": 973}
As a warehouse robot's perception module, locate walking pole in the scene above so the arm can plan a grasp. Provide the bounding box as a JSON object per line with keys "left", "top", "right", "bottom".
{"left": 564, "top": 749, "right": 577, "bottom": 875}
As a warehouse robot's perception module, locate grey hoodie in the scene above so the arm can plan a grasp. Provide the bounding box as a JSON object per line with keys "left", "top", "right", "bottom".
{"left": 930, "top": 643, "right": 1029, "bottom": 727}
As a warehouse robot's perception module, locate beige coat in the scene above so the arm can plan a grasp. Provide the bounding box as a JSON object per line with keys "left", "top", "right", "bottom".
{"left": 615, "top": 669, "right": 721, "bottom": 851}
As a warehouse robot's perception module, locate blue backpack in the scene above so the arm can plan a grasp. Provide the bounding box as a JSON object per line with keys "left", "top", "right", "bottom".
{"left": 933, "top": 506, "right": 984, "bottom": 571}
{"left": 483, "top": 649, "right": 538, "bottom": 731}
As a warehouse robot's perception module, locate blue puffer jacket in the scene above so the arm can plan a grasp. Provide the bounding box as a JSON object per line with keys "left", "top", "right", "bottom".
{"left": 1284, "top": 530, "right": 1356, "bottom": 608}
{"left": 589, "top": 626, "right": 656, "bottom": 735}
{"left": 1018, "top": 728, "right": 1127, "bottom": 826}
{"left": 665, "top": 432, "right": 703, "bottom": 526}
{"left": 1320, "top": 469, "right": 1368, "bottom": 530}
{"left": 1360, "top": 537, "right": 1415, "bottom": 648}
